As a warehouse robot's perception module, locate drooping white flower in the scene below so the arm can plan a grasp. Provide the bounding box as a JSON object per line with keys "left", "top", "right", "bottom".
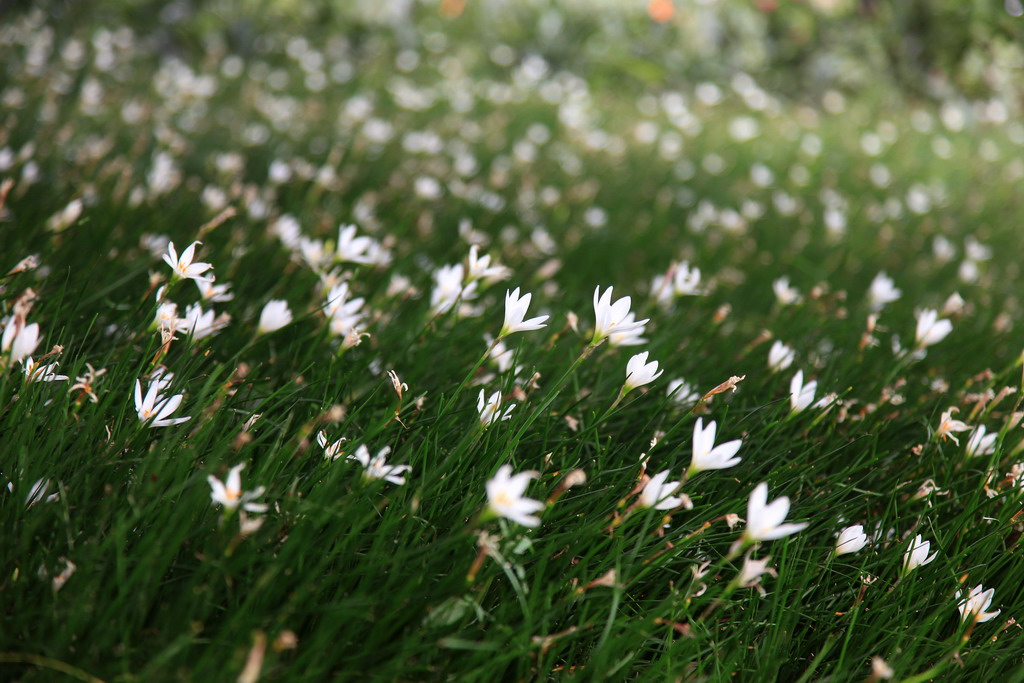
{"left": 957, "top": 584, "right": 1001, "bottom": 623}
{"left": 773, "top": 277, "right": 800, "bottom": 306}
{"left": 624, "top": 352, "right": 663, "bottom": 391}
{"left": 207, "top": 463, "right": 268, "bottom": 513}
{"left": 965, "top": 425, "right": 998, "bottom": 457}
{"left": 500, "top": 287, "right": 548, "bottom": 337}
{"left": 936, "top": 408, "right": 971, "bottom": 445}
{"left": 478, "top": 389, "right": 515, "bottom": 426}
{"left": 467, "top": 245, "right": 511, "bottom": 283}
{"left": 316, "top": 430, "right": 347, "bottom": 460}
{"left": 22, "top": 357, "right": 69, "bottom": 382}
{"left": 1, "top": 318, "right": 41, "bottom": 365}
{"left": 767, "top": 340, "right": 795, "bottom": 373}
{"left": 741, "top": 482, "right": 807, "bottom": 544}
{"left": 486, "top": 464, "right": 544, "bottom": 527}
{"left": 914, "top": 309, "right": 953, "bottom": 348}
{"left": 666, "top": 378, "right": 700, "bottom": 406}
{"left": 349, "top": 445, "right": 411, "bottom": 485}
{"left": 162, "top": 240, "right": 214, "bottom": 282}
{"left": 902, "top": 534, "right": 937, "bottom": 574}
{"left": 639, "top": 470, "right": 686, "bottom": 510}
{"left": 689, "top": 417, "right": 742, "bottom": 475}
{"left": 789, "top": 370, "right": 817, "bottom": 413}
{"left": 835, "top": 524, "right": 869, "bottom": 556}
{"left": 868, "top": 272, "right": 901, "bottom": 311}
{"left": 134, "top": 377, "right": 191, "bottom": 427}
{"left": 592, "top": 286, "right": 649, "bottom": 345}
{"left": 257, "top": 300, "right": 292, "bottom": 334}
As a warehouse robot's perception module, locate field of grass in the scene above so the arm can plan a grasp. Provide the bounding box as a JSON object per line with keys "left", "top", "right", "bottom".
{"left": 3, "top": 2, "right": 1024, "bottom": 681}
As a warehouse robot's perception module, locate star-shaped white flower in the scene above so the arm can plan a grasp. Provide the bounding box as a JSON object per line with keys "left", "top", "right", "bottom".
{"left": 349, "top": 445, "right": 411, "bottom": 485}
{"left": 486, "top": 464, "right": 544, "bottom": 527}
{"left": 208, "top": 463, "right": 268, "bottom": 513}
{"left": 162, "top": 240, "right": 214, "bottom": 282}
{"left": 957, "top": 584, "right": 1001, "bottom": 623}
{"left": 639, "top": 470, "right": 686, "bottom": 510}
{"left": 741, "top": 482, "right": 807, "bottom": 544}
{"left": 500, "top": 287, "right": 548, "bottom": 337}
{"left": 688, "top": 417, "right": 742, "bottom": 476}
{"left": 592, "top": 286, "right": 648, "bottom": 345}
{"left": 133, "top": 377, "right": 191, "bottom": 427}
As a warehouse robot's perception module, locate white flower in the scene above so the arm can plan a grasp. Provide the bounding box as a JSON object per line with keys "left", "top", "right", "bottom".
{"left": 607, "top": 312, "right": 648, "bottom": 347}
{"left": 154, "top": 299, "right": 184, "bottom": 334}
{"left": 624, "top": 352, "right": 663, "bottom": 391}
{"left": 316, "top": 430, "right": 347, "bottom": 460}
{"left": 914, "top": 309, "right": 953, "bottom": 348}
{"left": 835, "top": 524, "right": 869, "bottom": 556}
{"left": 430, "top": 263, "right": 477, "bottom": 316}
{"left": 258, "top": 300, "right": 292, "bottom": 334}
{"left": 324, "top": 283, "right": 366, "bottom": 342}
{"left": 299, "top": 237, "right": 330, "bottom": 268}
{"left": 484, "top": 334, "right": 518, "bottom": 374}
{"left": 22, "top": 357, "right": 68, "bottom": 382}
{"left": 789, "top": 370, "right": 817, "bottom": 413}
{"left": 478, "top": 389, "right": 515, "bottom": 426}
{"left": 736, "top": 554, "right": 776, "bottom": 594}
{"left": 689, "top": 417, "right": 742, "bottom": 475}
{"left": 957, "top": 584, "right": 1001, "bottom": 623}
{"left": 181, "top": 303, "right": 229, "bottom": 340}
{"left": 773, "top": 277, "right": 800, "bottom": 306}
{"left": 651, "top": 261, "right": 702, "bottom": 307}
{"left": 741, "top": 482, "right": 808, "bottom": 544}
{"left": 902, "top": 534, "right": 937, "bottom": 574}
{"left": 936, "top": 408, "right": 971, "bottom": 445}
{"left": 207, "top": 463, "right": 268, "bottom": 512}
{"left": 349, "top": 445, "right": 412, "bottom": 485}
{"left": 592, "top": 286, "right": 649, "bottom": 345}
{"left": 467, "top": 245, "right": 511, "bottom": 283}
{"left": 2, "top": 319, "right": 41, "bottom": 365}
{"left": 965, "top": 425, "right": 998, "bottom": 457}
{"left": 767, "top": 341, "right": 795, "bottom": 372}
{"left": 500, "top": 287, "right": 548, "bottom": 337}
{"left": 486, "top": 464, "right": 544, "bottom": 527}
{"left": 134, "top": 377, "right": 191, "bottom": 427}
{"left": 639, "top": 470, "right": 686, "bottom": 510}
{"left": 196, "top": 277, "right": 234, "bottom": 302}
{"left": 162, "top": 240, "right": 214, "bottom": 282}
{"left": 666, "top": 378, "right": 700, "bottom": 406}
{"left": 868, "top": 272, "right": 901, "bottom": 311}
{"left": 335, "top": 224, "right": 379, "bottom": 265}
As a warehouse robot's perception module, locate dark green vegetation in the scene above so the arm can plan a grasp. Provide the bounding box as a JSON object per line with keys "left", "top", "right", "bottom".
{"left": 2, "top": 2, "right": 1024, "bottom": 681}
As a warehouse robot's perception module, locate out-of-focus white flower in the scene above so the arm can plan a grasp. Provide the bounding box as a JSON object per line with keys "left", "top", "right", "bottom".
{"left": 902, "top": 534, "right": 937, "bottom": 574}
{"left": 773, "top": 277, "right": 800, "bottom": 306}
{"left": 624, "top": 352, "right": 663, "bottom": 391}
{"left": 162, "top": 240, "right": 214, "bottom": 282}
{"left": 651, "top": 261, "right": 702, "bottom": 307}
{"left": 484, "top": 334, "right": 518, "bottom": 374}
{"left": 639, "top": 470, "right": 687, "bottom": 510}
{"left": 914, "top": 309, "right": 952, "bottom": 348}
{"left": 208, "top": 463, "right": 268, "bottom": 513}
{"left": 835, "top": 524, "right": 869, "bottom": 556}
{"left": 741, "top": 482, "right": 807, "bottom": 544}
{"left": 181, "top": 303, "right": 229, "bottom": 340}
{"left": 592, "top": 286, "right": 648, "bottom": 345}
{"left": 868, "top": 272, "right": 901, "bottom": 311}
{"left": 258, "top": 300, "right": 292, "bottom": 334}
{"left": 957, "top": 584, "right": 1000, "bottom": 623}
{"left": 478, "top": 389, "right": 515, "bottom": 426}
{"left": 942, "top": 292, "right": 965, "bottom": 317}
{"left": 195, "top": 277, "right": 234, "bottom": 302}
{"left": 500, "top": 287, "right": 548, "bottom": 337}
{"left": 349, "top": 444, "right": 411, "bottom": 485}
{"left": 936, "top": 408, "right": 971, "bottom": 445}
{"left": 430, "top": 263, "right": 477, "bottom": 316}
{"left": 467, "top": 245, "right": 511, "bottom": 283}
{"left": 2, "top": 318, "right": 41, "bottom": 365}
{"left": 735, "top": 554, "right": 776, "bottom": 595}
{"left": 133, "top": 377, "right": 190, "bottom": 427}
{"left": 486, "top": 464, "right": 544, "bottom": 527}
{"left": 767, "top": 340, "right": 795, "bottom": 372}
{"left": 789, "top": 370, "right": 817, "bottom": 413}
{"left": 689, "top": 417, "right": 742, "bottom": 475}
{"left": 335, "top": 224, "right": 381, "bottom": 265}
{"left": 666, "top": 378, "right": 700, "bottom": 406}
{"left": 965, "top": 425, "right": 998, "bottom": 457}
{"left": 22, "top": 357, "right": 68, "bottom": 382}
